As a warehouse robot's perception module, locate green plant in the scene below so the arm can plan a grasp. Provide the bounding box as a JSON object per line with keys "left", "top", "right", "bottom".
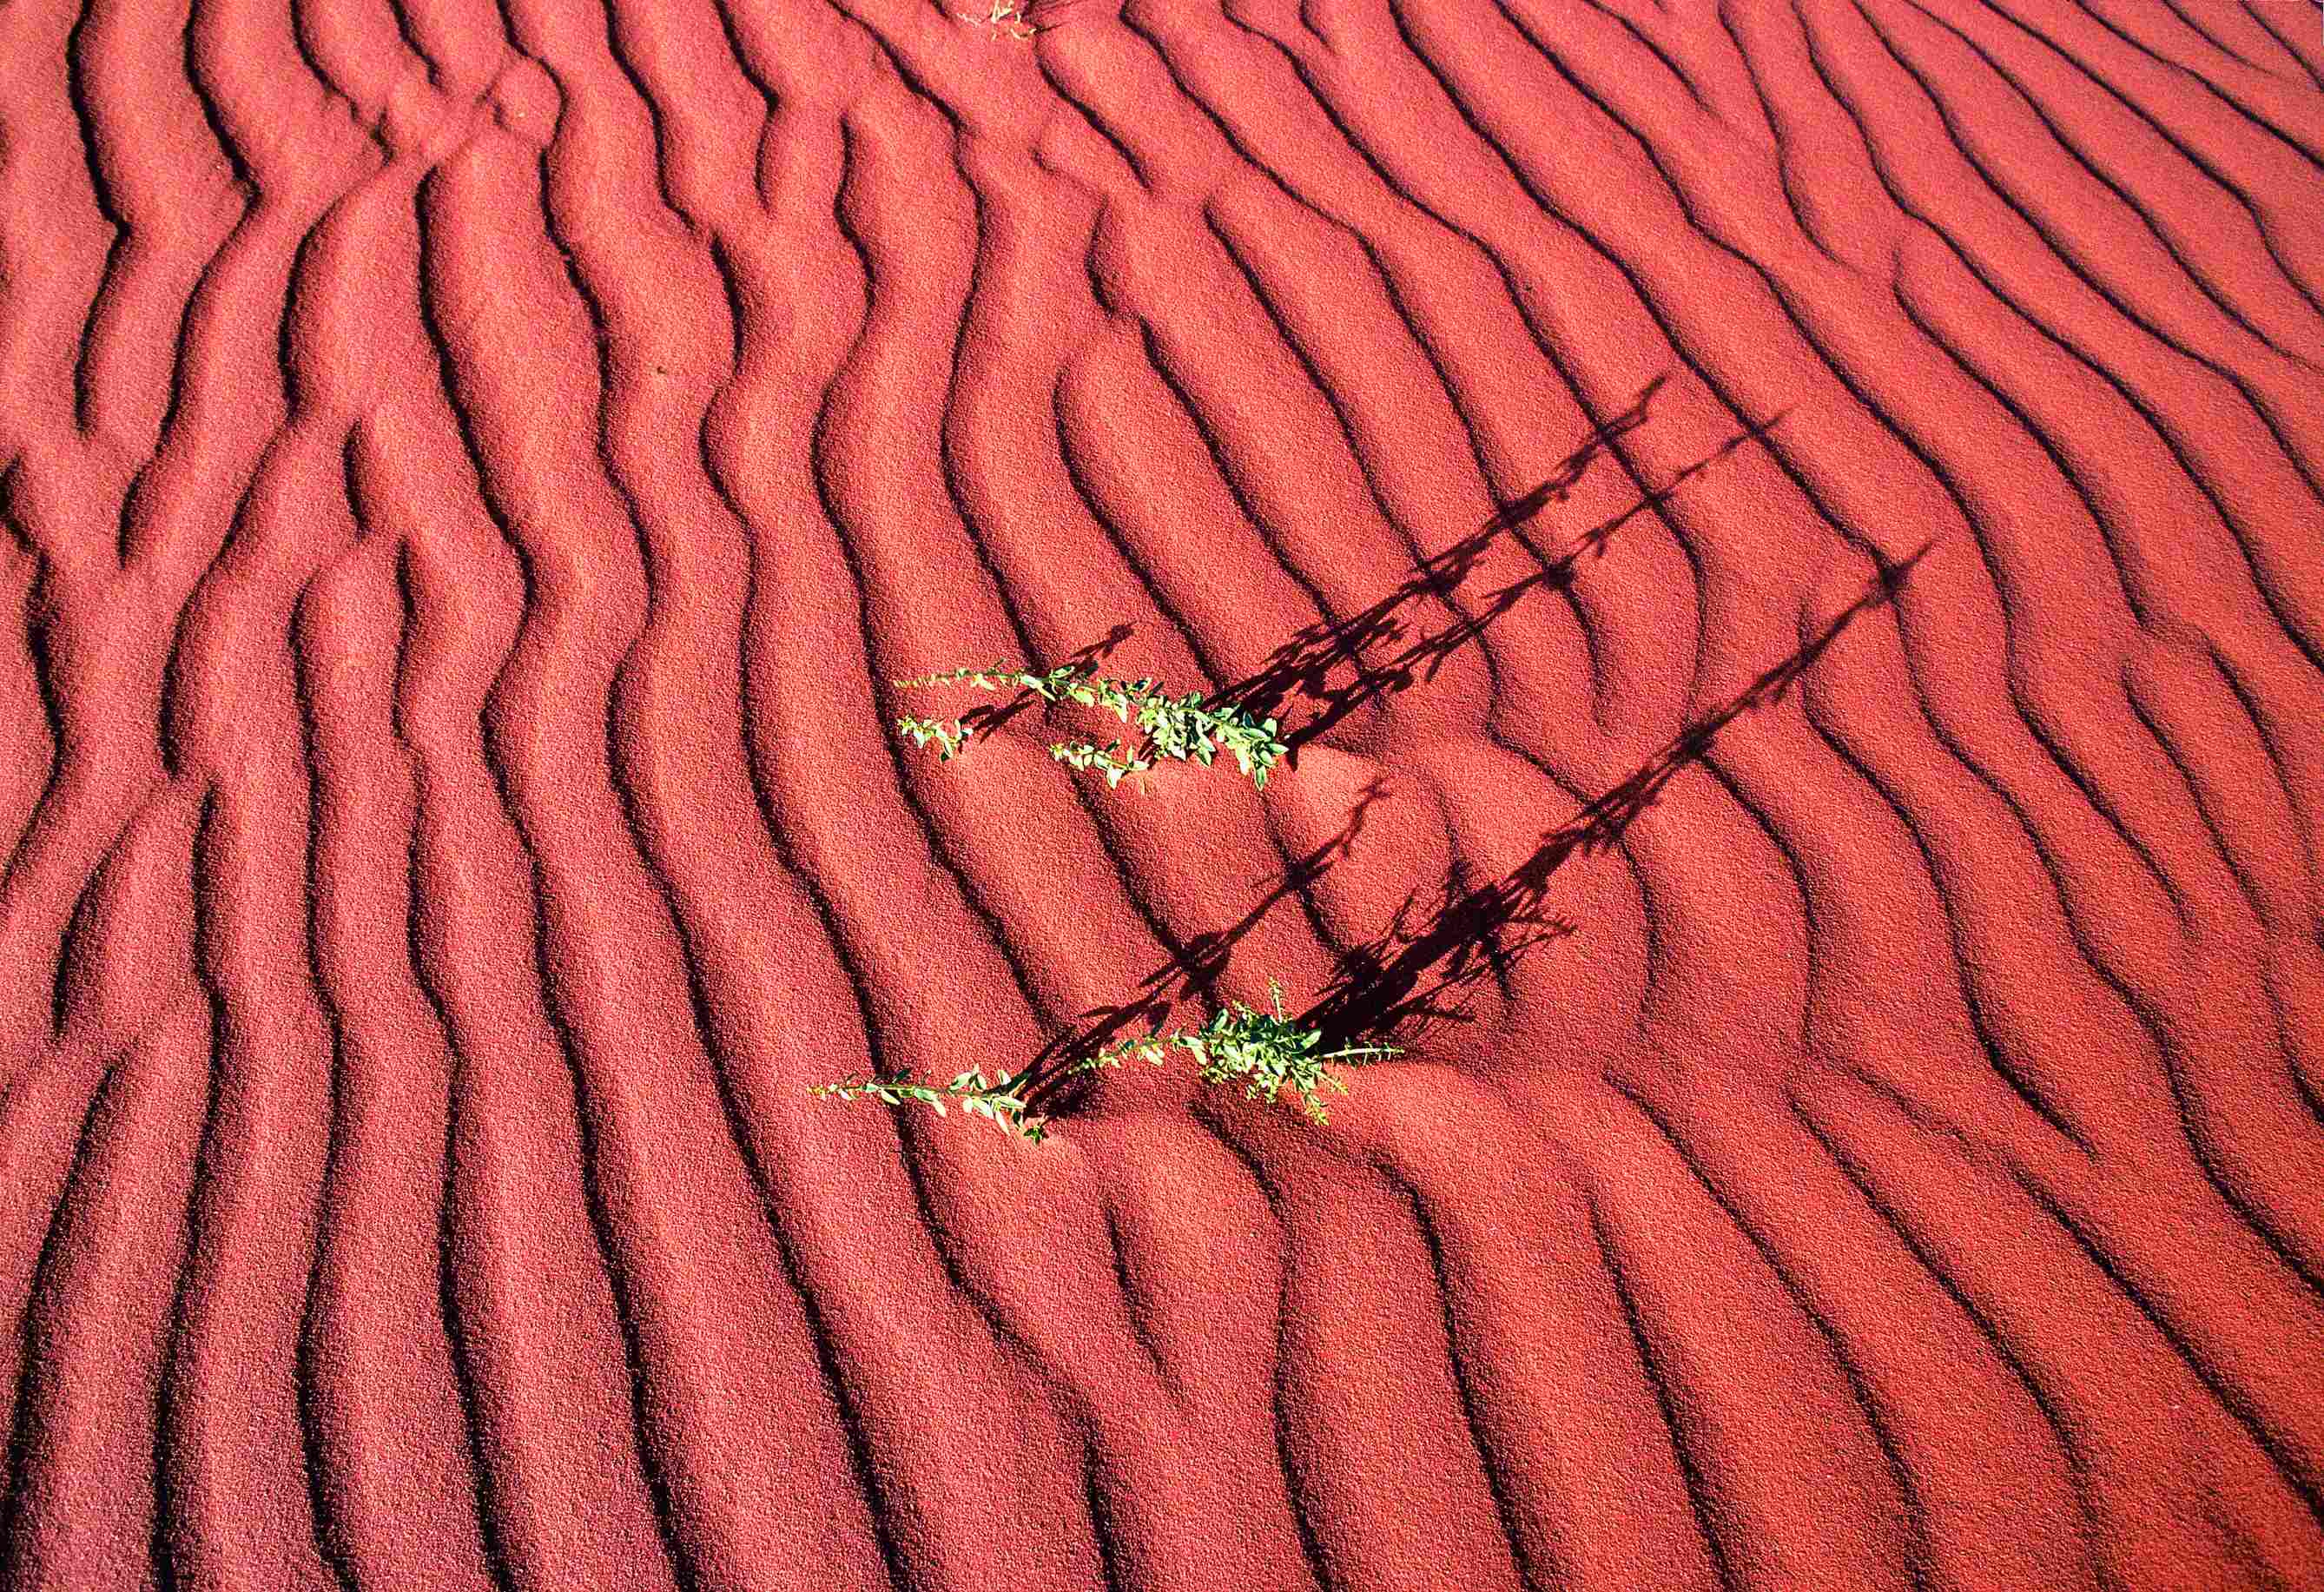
{"left": 895, "top": 662, "right": 1289, "bottom": 790}
{"left": 809, "top": 1064, "right": 1050, "bottom": 1139}
{"left": 1089, "top": 978, "right": 1401, "bottom": 1124}
{"left": 808, "top": 979, "right": 1400, "bottom": 1141}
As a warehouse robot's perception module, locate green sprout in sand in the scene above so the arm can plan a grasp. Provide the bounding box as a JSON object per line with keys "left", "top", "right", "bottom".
{"left": 895, "top": 661, "right": 1288, "bottom": 791}
{"left": 810, "top": 980, "right": 1398, "bottom": 1142}
{"left": 958, "top": 0, "right": 1040, "bottom": 38}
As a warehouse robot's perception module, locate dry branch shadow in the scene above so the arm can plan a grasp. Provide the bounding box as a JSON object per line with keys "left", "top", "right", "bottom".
{"left": 896, "top": 406, "right": 1918, "bottom": 1133}
{"left": 1023, "top": 0, "right": 1103, "bottom": 23}
{"left": 1300, "top": 539, "right": 1937, "bottom": 1048}
{"left": 1018, "top": 774, "right": 1397, "bottom": 1120}
{"left": 1004, "top": 402, "right": 1894, "bottom": 1130}
{"left": 1486, "top": 370, "right": 1673, "bottom": 534}
{"left": 917, "top": 622, "right": 1135, "bottom": 743}
{"left": 1209, "top": 377, "right": 1790, "bottom": 756}
{"left": 898, "top": 377, "right": 1759, "bottom": 793}
{"left": 1016, "top": 539, "right": 1931, "bottom": 1130}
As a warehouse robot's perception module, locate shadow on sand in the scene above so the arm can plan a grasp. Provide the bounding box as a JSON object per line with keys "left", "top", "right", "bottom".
{"left": 915, "top": 622, "right": 1135, "bottom": 743}
{"left": 1207, "top": 375, "right": 1791, "bottom": 755}
{"left": 919, "top": 373, "right": 1713, "bottom": 776}
{"left": 1024, "top": 538, "right": 1935, "bottom": 1120}
{"left": 1299, "top": 538, "right": 1937, "bottom": 1047}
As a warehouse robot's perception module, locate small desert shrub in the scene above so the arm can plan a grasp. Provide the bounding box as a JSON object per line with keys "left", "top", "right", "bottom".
{"left": 958, "top": 0, "right": 1040, "bottom": 38}
{"left": 1088, "top": 978, "right": 1401, "bottom": 1124}
{"left": 895, "top": 662, "right": 1288, "bottom": 790}
{"left": 809, "top": 980, "right": 1398, "bottom": 1142}
{"left": 809, "top": 1063, "right": 1047, "bottom": 1137}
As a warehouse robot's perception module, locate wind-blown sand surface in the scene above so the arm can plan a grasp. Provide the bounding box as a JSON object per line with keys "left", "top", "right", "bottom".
{"left": 2, "top": 0, "right": 2321, "bottom": 1586}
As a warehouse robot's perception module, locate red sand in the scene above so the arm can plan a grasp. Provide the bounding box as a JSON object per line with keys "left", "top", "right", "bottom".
{"left": 2, "top": 0, "right": 2321, "bottom": 1586}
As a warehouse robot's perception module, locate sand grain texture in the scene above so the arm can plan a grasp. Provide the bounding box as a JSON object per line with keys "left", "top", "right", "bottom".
{"left": 3, "top": 0, "right": 2322, "bottom": 1587}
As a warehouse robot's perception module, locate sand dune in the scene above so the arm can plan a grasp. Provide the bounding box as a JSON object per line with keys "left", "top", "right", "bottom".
{"left": 2, "top": 0, "right": 2321, "bottom": 1586}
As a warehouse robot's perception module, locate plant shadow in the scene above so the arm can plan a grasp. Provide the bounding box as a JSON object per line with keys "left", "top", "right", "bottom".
{"left": 1298, "top": 538, "right": 1937, "bottom": 1047}
{"left": 1209, "top": 376, "right": 1790, "bottom": 756}
{"left": 1013, "top": 540, "right": 1930, "bottom": 1130}
{"left": 906, "top": 376, "right": 1758, "bottom": 784}
{"left": 1017, "top": 772, "right": 1397, "bottom": 1119}
{"left": 1004, "top": 404, "right": 1935, "bottom": 1132}
{"left": 928, "top": 622, "right": 1136, "bottom": 743}
{"left": 910, "top": 379, "right": 1932, "bottom": 1133}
